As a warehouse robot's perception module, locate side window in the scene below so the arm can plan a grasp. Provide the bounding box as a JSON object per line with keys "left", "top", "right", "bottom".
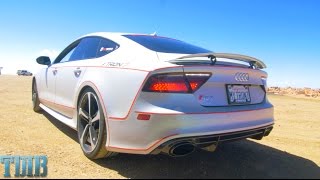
{"left": 53, "top": 40, "right": 80, "bottom": 64}
{"left": 69, "top": 37, "right": 100, "bottom": 61}
{"left": 97, "top": 38, "right": 119, "bottom": 58}
{"left": 59, "top": 47, "right": 76, "bottom": 63}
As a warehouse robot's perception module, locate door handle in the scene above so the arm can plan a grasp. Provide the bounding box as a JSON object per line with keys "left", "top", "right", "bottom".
{"left": 52, "top": 69, "right": 57, "bottom": 75}
{"left": 74, "top": 69, "right": 81, "bottom": 77}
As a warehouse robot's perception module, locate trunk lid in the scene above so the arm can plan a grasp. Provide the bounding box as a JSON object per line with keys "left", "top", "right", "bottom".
{"left": 182, "top": 66, "right": 267, "bottom": 107}
{"left": 155, "top": 52, "right": 267, "bottom": 107}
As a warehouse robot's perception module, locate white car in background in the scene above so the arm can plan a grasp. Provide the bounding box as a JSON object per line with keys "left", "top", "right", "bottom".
{"left": 33, "top": 32, "right": 274, "bottom": 159}
{"left": 17, "top": 70, "right": 33, "bottom": 76}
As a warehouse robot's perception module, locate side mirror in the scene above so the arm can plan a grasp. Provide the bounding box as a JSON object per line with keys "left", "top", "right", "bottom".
{"left": 36, "top": 56, "right": 51, "bottom": 66}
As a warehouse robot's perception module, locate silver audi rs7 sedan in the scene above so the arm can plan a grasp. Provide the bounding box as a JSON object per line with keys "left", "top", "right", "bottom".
{"left": 33, "top": 32, "right": 274, "bottom": 159}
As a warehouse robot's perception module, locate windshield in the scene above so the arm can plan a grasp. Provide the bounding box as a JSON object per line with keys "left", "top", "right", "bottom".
{"left": 123, "top": 35, "right": 211, "bottom": 54}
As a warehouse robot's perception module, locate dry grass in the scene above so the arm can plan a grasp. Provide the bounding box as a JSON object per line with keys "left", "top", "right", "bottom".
{"left": 0, "top": 75, "right": 319, "bottom": 178}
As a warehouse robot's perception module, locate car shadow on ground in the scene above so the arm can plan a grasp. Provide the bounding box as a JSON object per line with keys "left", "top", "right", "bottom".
{"left": 43, "top": 112, "right": 79, "bottom": 142}
{"left": 43, "top": 112, "right": 320, "bottom": 179}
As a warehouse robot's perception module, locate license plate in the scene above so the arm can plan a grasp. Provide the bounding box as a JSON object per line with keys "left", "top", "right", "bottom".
{"left": 227, "top": 85, "right": 251, "bottom": 104}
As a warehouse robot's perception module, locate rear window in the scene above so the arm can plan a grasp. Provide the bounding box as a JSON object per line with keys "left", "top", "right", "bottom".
{"left": 123, "top": 35, "right": 211, "bottom": 54}
{"left": 97, "top": 38, "right": 119, "bottom": 58}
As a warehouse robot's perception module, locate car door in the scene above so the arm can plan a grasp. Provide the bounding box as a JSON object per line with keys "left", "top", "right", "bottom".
{"left": 54, "top": 37, "right": 101, "bottom": 118}
{"left": 38, "top": 41, "right": 78, "bottom": 112}
{"left": 38, "top": 64, "right": 57, "bottom": 110}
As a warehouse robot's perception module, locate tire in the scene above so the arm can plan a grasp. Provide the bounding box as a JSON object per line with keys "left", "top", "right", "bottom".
{"left": 77, "top": 88, "right": 117, "bottom": 159}
{"left": 32, "top": 80, "right": 42, "bottom": 112}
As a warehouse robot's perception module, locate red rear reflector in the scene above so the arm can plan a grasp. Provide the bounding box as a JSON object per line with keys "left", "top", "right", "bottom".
{"left": 137, "top": 114, "right": 151, "bottom": 120}
{"left": 143, "top": 73, "right": 211, "bottom": 93}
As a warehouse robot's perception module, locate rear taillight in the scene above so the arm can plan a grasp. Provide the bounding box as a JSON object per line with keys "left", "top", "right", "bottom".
{"left": 143, "top": 73, "right": 211, "bottom": 93}
{"left": 185, "top": 73, "right": 211, "bottom": 92}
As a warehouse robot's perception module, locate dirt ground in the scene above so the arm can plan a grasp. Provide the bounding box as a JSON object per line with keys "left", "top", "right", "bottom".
{"left": 0, "top": 75, "right": 319, "bottom": 179}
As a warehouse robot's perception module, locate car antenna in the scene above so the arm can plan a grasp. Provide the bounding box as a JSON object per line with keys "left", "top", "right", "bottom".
{"left": 208, "top": 55, "right": 217, "bottom": 65}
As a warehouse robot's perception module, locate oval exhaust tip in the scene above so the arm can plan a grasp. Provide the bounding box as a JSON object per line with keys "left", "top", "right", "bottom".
{"left": 169, "top": 142, "right": 195, "bottom": 157}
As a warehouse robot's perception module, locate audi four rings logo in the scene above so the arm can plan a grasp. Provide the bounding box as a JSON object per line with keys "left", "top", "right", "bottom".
{"left": 235, "top": 73, "right": 249, "bottom": 81}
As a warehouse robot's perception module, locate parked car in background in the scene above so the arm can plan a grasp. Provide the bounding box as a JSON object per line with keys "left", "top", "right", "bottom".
{"left": 17, "top": 70, "right": 33, "bottom": 76}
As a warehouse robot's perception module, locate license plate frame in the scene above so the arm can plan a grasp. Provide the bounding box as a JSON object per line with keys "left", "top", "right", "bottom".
{"left": 226, "top": 84, "right": 251, "bottom": 105}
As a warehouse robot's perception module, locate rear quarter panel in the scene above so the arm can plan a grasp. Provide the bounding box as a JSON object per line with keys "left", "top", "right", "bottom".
{"left": 75, "top": 67, "right": 149, "bottom": 120}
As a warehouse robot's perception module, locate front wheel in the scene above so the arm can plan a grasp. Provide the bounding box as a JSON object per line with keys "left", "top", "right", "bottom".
{"left": 77, "top": 88, "right": 116, "bottom": 159}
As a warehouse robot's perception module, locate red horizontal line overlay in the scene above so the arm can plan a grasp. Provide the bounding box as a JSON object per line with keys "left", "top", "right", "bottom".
{"left": 52, "top": 65, "right": 150, "bottom": 72}
{"left": 134, "top": 107, "right": 272, "bottom": 115}
{"left": 108, "top": 134, "right": 178, "bottom": 151}
{"left": 40, "top": 98, "right": 75, "bottom": 109}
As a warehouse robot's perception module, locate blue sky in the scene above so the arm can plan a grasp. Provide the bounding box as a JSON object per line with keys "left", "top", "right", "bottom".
{"left": 0, "top": 0, "right": 319, "bottom": 88}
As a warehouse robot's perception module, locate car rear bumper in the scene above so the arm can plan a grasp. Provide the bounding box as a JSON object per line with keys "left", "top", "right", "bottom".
{"left": 106, "top": 105, "right": 274, "bottom": 155}
{"left": 151, "top": 124, "right": 273, "bottom": 156}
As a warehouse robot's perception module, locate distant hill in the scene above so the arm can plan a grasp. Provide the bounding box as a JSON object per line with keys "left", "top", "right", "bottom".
{"left": 268, "top": 87, "right": 320, "bottom": 98}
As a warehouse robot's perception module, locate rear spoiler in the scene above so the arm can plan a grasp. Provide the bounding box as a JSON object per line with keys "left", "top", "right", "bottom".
{"left": 174, "top": 53, "right": 266, "bottom": 69}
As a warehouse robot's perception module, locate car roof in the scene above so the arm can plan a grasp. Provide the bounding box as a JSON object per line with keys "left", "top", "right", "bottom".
{"left": 80, "top": 32, "right": 151, "bottom": 38}
{"left": 78, "top": 32, "right": 168, "bottom": 43}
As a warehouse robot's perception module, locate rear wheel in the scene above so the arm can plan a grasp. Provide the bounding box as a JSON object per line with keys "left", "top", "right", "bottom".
{"left": 32, "top": 80, "right": 41, "bottom": 112}
{"left": 77, "top": 88, "right": 116, "bottom": 159}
